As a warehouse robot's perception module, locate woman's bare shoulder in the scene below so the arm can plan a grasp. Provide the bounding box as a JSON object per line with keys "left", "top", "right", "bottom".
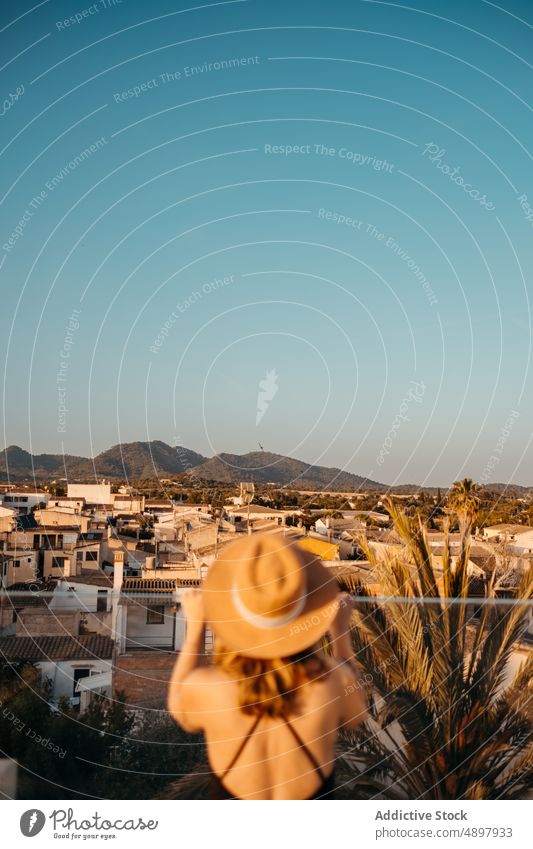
{"left": 184, "top": 665, "right": 238, "bottom": 694}
{"left": 321, "top": 656, "right": 362, "bottom": 693}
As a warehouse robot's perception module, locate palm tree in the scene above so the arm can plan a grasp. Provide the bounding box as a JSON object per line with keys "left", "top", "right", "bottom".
{"left": 338, "top": 498, "right": 533, "bottom": 800}
{"left": 447, "top": 478, "right": 482, "bottom": 532}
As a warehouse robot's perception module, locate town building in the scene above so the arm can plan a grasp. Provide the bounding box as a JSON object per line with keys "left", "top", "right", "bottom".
{"left": 0, "top": 634, "right": 114, "bottom": 708}
{"left": 0, "top": 489, "right": 49, "bottom": 515}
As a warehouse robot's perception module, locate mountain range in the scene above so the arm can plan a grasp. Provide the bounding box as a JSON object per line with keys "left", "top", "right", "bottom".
{"left": 0, "top": 441, "right": 382, "bottom": 490}
{"left": 0, "top": 442, "right": 530, "bottom": 493}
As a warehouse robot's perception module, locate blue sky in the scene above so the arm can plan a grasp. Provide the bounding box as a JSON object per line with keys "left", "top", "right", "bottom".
{"left": 1, "top": 0, "right": 532, "bottom": 486}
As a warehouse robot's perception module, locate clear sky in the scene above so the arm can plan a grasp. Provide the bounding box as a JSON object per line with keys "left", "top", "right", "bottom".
{"left": 1, "top": 0, "right": 532, "bottom": 486}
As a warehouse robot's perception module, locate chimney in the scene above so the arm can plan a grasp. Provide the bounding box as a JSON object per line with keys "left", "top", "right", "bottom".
{"left": 113, "top": 550, "right": 124, "bottom": 592}
{"left": 325, "top": 516, "right": 331, "bottom": 529}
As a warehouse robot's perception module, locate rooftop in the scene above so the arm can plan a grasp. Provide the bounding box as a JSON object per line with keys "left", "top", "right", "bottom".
{"left": 0, "top": 634, "right": 114, "bottom": 661}
{"left": 318, "top": 517, "right": 365, "bottom": 530}
{"left": 122, "top": 577, "right": 176, "bottom": 593}
{"left": 14, "top": 515, "right": 39, "bottom": 531}
{"left": 225, "top": 504, "right": 285, "bottom": 515}
{"left": 2, "top": 489, "right": 49, "bottom": 496}
{"left": 145, "top": 499, "right": 174, "bottom": 508}
{"left": 65, "top": 570, "right": 113, "bottom": 587}
{"left": 2, "top": 579, "right": 57, "bottom": 608}
{"left": 297, "top": 536, "right": 340, "bottom": 560}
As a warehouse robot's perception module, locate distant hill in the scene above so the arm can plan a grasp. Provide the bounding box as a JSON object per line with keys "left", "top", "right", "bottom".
{"left": 0, "top": 443, "right": 383, "bottom": 489}
{"left": 187, "top": 451, "right": 384, "bottom": 490}
{"left": 91, "top": 441, "right": 207, "bottom": 479}
{"left": 0, "top": 445, "right": 89, "bottom": 479}
{"left": 0, "top": 441, "right": 207, "bottom": 482}
{"left": 0, "top": 442, "right": 530, "bottom": 492}
{"left": 474, "top": 482, "right": 533, "bottom": 497}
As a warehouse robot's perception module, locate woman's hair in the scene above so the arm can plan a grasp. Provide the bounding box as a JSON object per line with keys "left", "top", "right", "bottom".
{"left": 213, "top": 640, "right": 330, "bottom": 717}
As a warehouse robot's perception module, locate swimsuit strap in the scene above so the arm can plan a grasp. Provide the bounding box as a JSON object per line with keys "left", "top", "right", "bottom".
{"left": 220, "top": 712, "right": 263, "bottom": 779}
{"left": 220, "top": 712, "right": 327, "bottom": 784}
{"left": 281, "top": 715, "right": 327, "bottom": 782}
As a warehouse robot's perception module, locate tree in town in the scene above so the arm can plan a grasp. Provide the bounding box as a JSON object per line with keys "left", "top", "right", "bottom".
{"left": 447, "top": 478, "right": 482, "bottom": 532}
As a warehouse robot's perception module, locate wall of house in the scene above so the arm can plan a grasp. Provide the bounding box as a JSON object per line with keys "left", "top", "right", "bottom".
{"left": 43, "top": 549, "right": 75, "bottom": 579}
{"left": 1, "top": 493, "right": 50, "bottom": 514}
{"left": 67, "top": 484, "right": 111, "bottom": 505}
{"left": 35, "top": 509, "right": 89, "bottom": 532}
{"left": 185, "top": 525, "right": 218, "bottom": 552}
{"left": 125, "top": 603, "right": 174, "bottom": 649}
{"left": 38, "top": 658, "right": 112, "bottom": 703}
{"left": 511, "top": 531, "right": 533, "bottom": 554}
{"left": 81, "top": 610, "right": 113, "bottom": 636}
{"left": 113, "top": 652, "right": 176, "bottom": 708}
{"left": 0, "top": 515, "right": 16, "bottom": 534}
{"left": 50, "top": 581, "right": 106, "bottom": 612}
{"left": 16, "top": 610, "right": 80, "bottom": 636}
{"left": 6, "top": 530, "right": 37, "bottom": 551}
{"left": 48, "top": 498, "right": 85, "bottom": 512}
{"left": 73, "top": 543, "right": 104, "bottom": 569}
{"left": 174, "top": 606, "right": 186, "bottom": 649}
{"left": 5, "top": 553, "right": 37, "bottom": 585}
{"left": 113, "top": 496, "right": 145, "bottom": 513}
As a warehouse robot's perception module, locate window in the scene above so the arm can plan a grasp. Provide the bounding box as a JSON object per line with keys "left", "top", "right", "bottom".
{"left": 52, "top": 557, "right": 66, "bottom": 570}
{"left": 14, "top": 560, "right": 20, "bottom": 568}
{"left": 85, "top": 551, "right": 98, "bottom": 562}
{"left": 20, "top": 497, "right": 28, "bottom": 503}
{"left": 72, "top": 667, "right": 91, "bottom": 699}
{"left": 146, "top": 605, "right": 165, "bottom": 624}
{"left": 96, "top": 590, "right": 108, "bottom": 612}
{"left": 4, "top": 495, "right": 13, "bottom": 502}
{"left": 76, "top": 551, "right": 83, "bottom": 561}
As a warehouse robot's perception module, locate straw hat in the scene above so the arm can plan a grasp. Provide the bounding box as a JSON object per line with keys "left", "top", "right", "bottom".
{"left": 203, "top": 534, "right": 339, "bottom": 659}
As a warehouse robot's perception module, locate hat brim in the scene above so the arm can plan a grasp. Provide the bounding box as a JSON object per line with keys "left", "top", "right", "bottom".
{"left": 202, "top": 538, "right": 339, "bottom": 659}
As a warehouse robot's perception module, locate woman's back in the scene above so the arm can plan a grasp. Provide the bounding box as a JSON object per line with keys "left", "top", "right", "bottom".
{"left": 181, "top": 660, "right": 362, "bottom": 800}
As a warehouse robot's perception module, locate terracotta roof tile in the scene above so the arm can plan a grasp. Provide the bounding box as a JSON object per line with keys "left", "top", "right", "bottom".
{"left": 0, "top": 634, "right": 114, "bottom": 661}
{"left": 122, "top": 578, "right": 176, "bottom": 593}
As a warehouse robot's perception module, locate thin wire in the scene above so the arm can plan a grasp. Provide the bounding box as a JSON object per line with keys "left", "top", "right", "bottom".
{"left": 0, "top": 591, "right": 531, "bottom": 606}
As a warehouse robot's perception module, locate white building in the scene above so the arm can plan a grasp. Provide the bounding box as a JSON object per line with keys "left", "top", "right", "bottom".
{"left": 0, "top": 634, "right": 113, "bottom": 708}
{"left": 1, "top": 490, "right": 50, "bottom": 515}
{"left": 480, "top": 524, "right": 533, "bottom": 555}
{"left": 67, "top": 483, "right": 112, "bottom": 506}
{"left": 0, "top": 551, "right": 38, "bottom": 587}
{"left": 0, "top": 506, "right": 17, "bottom": 534}
{"left": 113, "top": 576, "right": 186, "bottom": 653}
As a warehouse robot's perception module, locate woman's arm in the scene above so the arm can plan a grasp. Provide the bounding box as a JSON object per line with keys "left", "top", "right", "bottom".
{"left": 167, "top": 589, "right": 208, "bottom": 732}
{"left": 329, "top": 593, "right": 369, "bottom": 729}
